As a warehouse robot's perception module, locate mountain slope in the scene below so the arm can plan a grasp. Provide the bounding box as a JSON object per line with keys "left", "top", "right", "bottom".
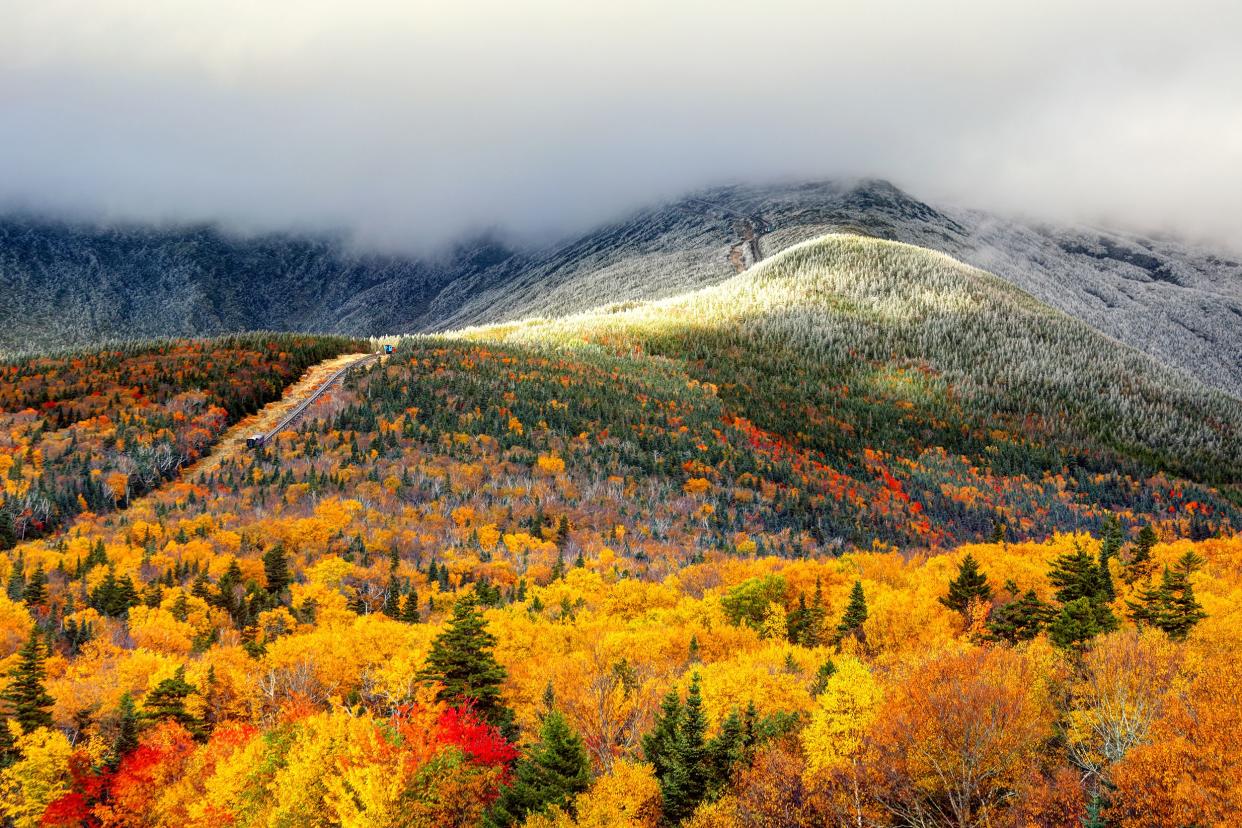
{"left": 468, "top": 234, "right": 1241, "bottom": 501}
{"left": 3, "top": 181, "right": 1240, "bottom": 399}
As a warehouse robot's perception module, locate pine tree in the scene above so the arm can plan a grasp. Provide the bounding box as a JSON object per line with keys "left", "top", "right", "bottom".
{"left": 0, "top": 510, "right": 15, "bottom": 551}
{"left": 1046, "top": 544, "right": 1117, "bottom": 647}
{"left": 809, "top": 659, "right": 837, "bottom": 696}
{"left": 1048, "top": 546, "right": 1101, "bottom": 604}
{"left": 836, "top": 580, "right": 868, "bottom": 644}
{"left": 111, "top": 692, "right": 140, "bottom": 767}
{"left": 1125, "top": 524, "right": 1158, "bottom": 582}
{"left": 986, "top": 590, "right": 1055, "bottom": 644}
{"left": 643, "top": 687, "right": 683, "bottom": 781}
{"left": 416, "top": 598, "right": 516, "bottom": 739}
{"left": 1049, "top": 597, "right": 1107, "bottom": 650}
{"left": 382, "top": 577, "right": 402, "bottom": 618}
{"left": 1128, "top": 551, "right": 1207, "bottom": 641}
{"left": 1, "top": 629, "right": 54, "bottom": 733}
{"left": 263, "top": 544, "right": 290, "bottom": 596}
{"left": 6, "top": 557, "right": 25, "bottom": 601}
{"left": 400, "top": 590, "right": 421, "bottom": 623}
{"left": 940, "top": 553, "right": 992, "bottom": 616}
{"left": 484, "top": 711, "right": 591, "bottom": 827}
{"left": 22, "top": 563, "right": 47, "bottom": 606}
{"left": 707, "top": 709, "right": 744, "bottom": 793}
{"left": 655, "top": 673, "right": 710, "bottom": 825}
{"left": 142, "top": 665, "right": 202, "bottom": 738}
{"left": 1099, "top": 516, "right": 1124, "bottom": 562}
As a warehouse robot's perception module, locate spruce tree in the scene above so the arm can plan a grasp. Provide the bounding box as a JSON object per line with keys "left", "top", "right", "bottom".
{"left": 6, "top": 558, "right": 25, "bottom": 601}
{"left": 416, "top": 598, "right": 516, "bottom": 738}
{"left": 1, "top": 629, "right": 54, "bottom": 732}
{"left": 940, "top": 553, "right": 992, "bottom": 617}
{"left": 111, "top": 692, "right": 140, "bottom": 767}
{"left": 1128, "top": 551, "right": 1207, "bottom": 641}
{"left": 1049, "top": 597, "right": 1106, "bottom": 650}
{"left": 669, "top": 673, "right": 709, "bottom": 823}
{"left": 0, "top": 510, "right": 15, "bottom": 552}
{"left": 1125, "top": 524, "right": 1158, "bottom": 582}
{"left": 22, "top": 563, "right": 47, "bottom": 607}
{"left": 836, "top": 580, "right": 868, "bottom": 644}
{"left": 986, "top": 590, "right": 1055, "bottom": 644}
{"left": 381, "top": 577, "right": 402, "bottom": 618}
{"left": 142, "top": 665, "right": 202, "bottom": 737}
{"left": 707, "top": 709, "right": 744, "bottom": 793}
{"left": 643, "top": 688, "right": 683, "bottom": 781}
{"left": 263, "top": 544, "right": 290, "bottom": 596}
{"left": 485, "top": 711, "right": 591, "bottom": 827}
{"left": 400, "top": 590, "right": 421, "bottom": 623}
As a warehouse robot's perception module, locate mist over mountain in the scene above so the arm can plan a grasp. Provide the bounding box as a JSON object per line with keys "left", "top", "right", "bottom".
{"left": 3, "top": 180, "right": 1240, "bottom": 400}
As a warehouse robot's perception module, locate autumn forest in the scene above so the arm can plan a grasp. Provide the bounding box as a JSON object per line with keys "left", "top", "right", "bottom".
{"left": 0, "top": 238, "right": 1239, "bottom": 828}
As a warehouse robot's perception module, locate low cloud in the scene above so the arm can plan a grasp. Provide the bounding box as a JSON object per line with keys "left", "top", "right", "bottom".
{"left": 2, "top": 0, "right": 1240, "bottom": 251}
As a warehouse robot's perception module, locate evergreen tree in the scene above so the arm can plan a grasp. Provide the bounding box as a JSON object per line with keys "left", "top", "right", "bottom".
{"left": 809, "top": 659, "right": 837, "bottom": 696}
{"left": 1049, "top": 598, "right": 1108, "bottom": 650}
{"left": 836, "top": 580, "right": 868, "bottom": 644}
{"left": 1125, "top": 524, "right": 1158, "bottom": 582}
{"left": 400, "top": 590, "right": 421, "bottom": 623}
{"left": 1046, "top": 544, "right": 1117, "bottom": 647}
{"left": 381, "top": 577, "right": 402, "bottom": 618}
{"left": 141, "top": 665, "right": 202, "bottom": 737}
{"left": 416, "top": 598, "right": 516, "bottom": 739}
{"left": 111, "top": 692, "right": 140, "bottom": 767}
{"left": 940, "top": 553, "right": 992, "bottom": 617}
{"left": 22, "top": 563, "right": 47, "bottom": 606}
{"left": 1128, "top": 551, "right": 1207, "bottom": 641}
{"left": 986, "top": 590, "right": 1055, "bottom": 644}
{"left": 263, "top": 544, "right": 290, "bottom": 596}
{"left": 485, "top": 711, "right": 591, "bottom": 827}
{"left": 5, "top": 558, "right": 24, "bottom": 601}
{"left": 1099, "top": 516, "right": 1124, "bottom": 562}
{"left": 1, "top": 629, "right": 54, "bottom": 733}
{"left": 707, "top": 709, "right": 744, "bottom": 793}
{"left": 1048, "top": 545, "right": 1101, "bottom": 604}
{"left": 643, "top": 687, "right": 683, "bottom": 782}
{"left": 0, "top": 509, "right": 15, "bottom": 552}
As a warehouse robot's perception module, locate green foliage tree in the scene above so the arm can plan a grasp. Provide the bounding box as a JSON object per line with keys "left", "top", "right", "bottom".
{"left": 836, "top": 580, "right": 868, "bottom": 644}
{"left": 1125, "top": 524, "right": 1158, "bottom": 582}
{"left": 1128, "top": 551, "right": 1208, "bottom": 641}
{"left": 986, "top": 589, "right": 1055, "bottom": 643}
{"left": 21, "top": 563, "right": 47, "bottom": 606}
{"left": 263, "top": 544, "right": 291, "bottom": 596}
{"left": 416, "top": 598, "right": 516, "bottom": 739}
{"left": 1, "top": 630, "right": 54, "bottom": 733}
{"left": 720, "top": 575, "right": 786, "bottom": 629}
{"left": 1046, "top": 544, "right": 1117, "bottom": 648}
{"left": 141, "top": 665, "right": 202, "bottom": 738}
{"left": 485, "top": 711, "right": 591, "bottom": 827}
{"left": 111, "top": 692, "right": 140, "bottom": 767}
{"left": 940, "top": 553, "right": 992, "bottom": 617}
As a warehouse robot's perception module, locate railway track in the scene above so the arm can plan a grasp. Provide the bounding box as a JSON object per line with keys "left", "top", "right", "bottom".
{"left": 246, "top": 352, "right": 380, "bottom": 448}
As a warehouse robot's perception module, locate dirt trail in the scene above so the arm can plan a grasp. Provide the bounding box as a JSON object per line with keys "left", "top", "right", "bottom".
{"left": 186, "top": 352, "right": 372, "bottom": 479}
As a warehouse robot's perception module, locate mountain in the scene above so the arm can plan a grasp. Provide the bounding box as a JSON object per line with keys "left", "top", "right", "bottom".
{"left": 3, "top": 180, "right": 1240, "bottom": 399}
{"left": 1, "top": 232, "right": 1240, "bottom": 826}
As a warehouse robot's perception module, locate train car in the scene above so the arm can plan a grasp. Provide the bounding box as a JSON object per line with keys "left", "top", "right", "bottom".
{"left": 384, "top": 344, "right": 394, "bottom": 355}
{"left": 246, "top": 434, "right": 266, "bottom": 449}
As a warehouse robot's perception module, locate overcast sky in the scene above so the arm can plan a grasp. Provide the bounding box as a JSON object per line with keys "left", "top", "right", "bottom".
{"left": 2, "top": 0, "right": 1240, "bottom": 251}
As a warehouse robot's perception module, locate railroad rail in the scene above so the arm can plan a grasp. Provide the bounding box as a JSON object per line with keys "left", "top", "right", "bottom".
{"left": 246, "top": 352, "right": 380, "bottom": 448}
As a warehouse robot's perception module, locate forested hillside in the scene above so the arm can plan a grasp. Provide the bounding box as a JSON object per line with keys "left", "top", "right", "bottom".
{"left": 0, "top": 334, "right": 366, "bottom": 545}
{"left": 4, "top": 179, "right": 1241, "bottom": 399}
{"left": 0, "top": 235, "right": 1236, "bottom": 825}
